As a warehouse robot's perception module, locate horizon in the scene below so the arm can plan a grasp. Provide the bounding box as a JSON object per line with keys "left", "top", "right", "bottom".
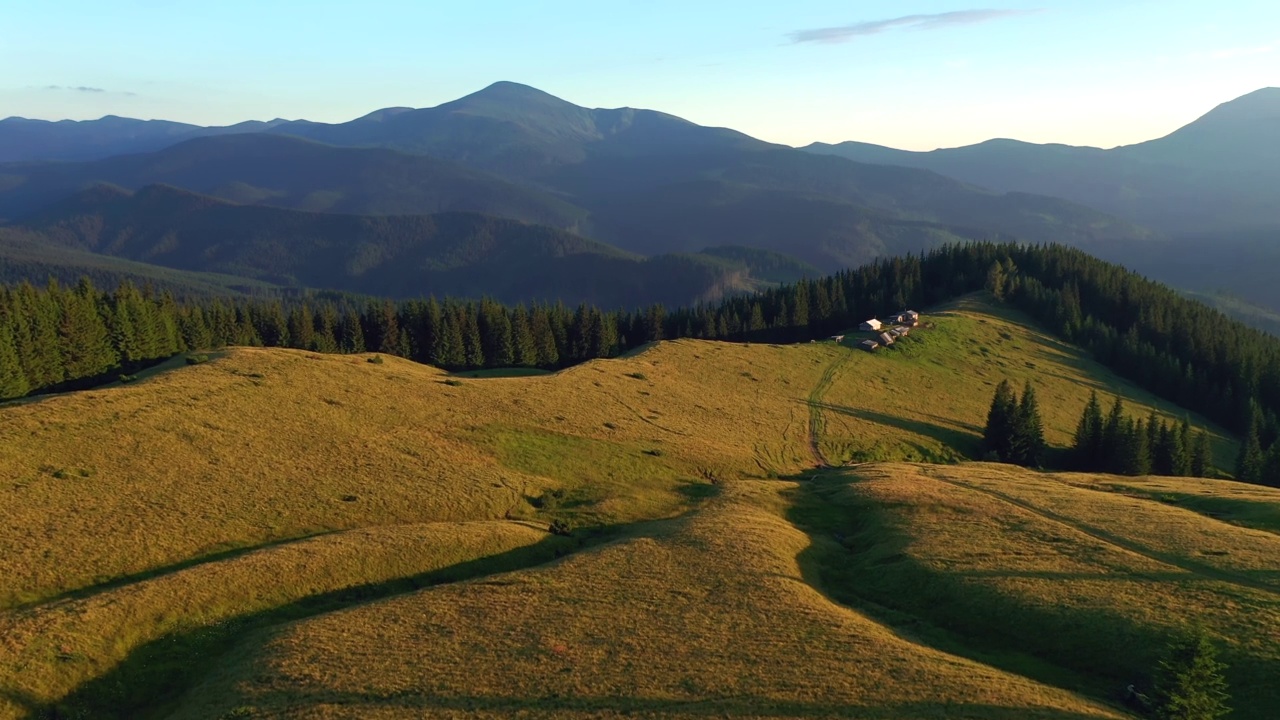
{"left": 2, "top": 1, "right": 1279, "bottom": 151}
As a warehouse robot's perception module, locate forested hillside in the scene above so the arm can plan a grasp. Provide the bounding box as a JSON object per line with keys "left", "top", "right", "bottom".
{"left": 12, "top": 184, "right": 770, "bottom": 307}
{"left": 6, "top": 243, "right": 1280, "bottom": 487}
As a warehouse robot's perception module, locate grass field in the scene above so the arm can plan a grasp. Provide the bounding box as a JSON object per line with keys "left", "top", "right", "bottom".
{"left": 0, "top": 294, "right": 1272, "bottom": 719}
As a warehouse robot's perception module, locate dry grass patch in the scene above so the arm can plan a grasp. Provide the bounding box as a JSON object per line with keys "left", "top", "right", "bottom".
{"left": 0, "top": 521, "right": 565, "bottom": 718}
{"left": 167, "top": 481, "right": 1126, "bottom": 720}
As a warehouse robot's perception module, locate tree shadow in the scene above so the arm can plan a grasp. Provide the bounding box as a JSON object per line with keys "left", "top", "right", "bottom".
{"left": 808, "top": 402, "right": 981, "bottom": 459}
{"left": 229, "top": 687, "right": 1130, "bottom": 719}
{"left": 39, "top": 517, "right": 659, "bottom": 720}
{"left": 781, "top": 467, "right": 1278, "bottom": 720}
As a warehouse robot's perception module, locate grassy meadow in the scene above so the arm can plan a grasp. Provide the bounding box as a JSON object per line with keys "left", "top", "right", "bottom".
{"left": 0, "top": 294, "right": 1273, "bottom": 719}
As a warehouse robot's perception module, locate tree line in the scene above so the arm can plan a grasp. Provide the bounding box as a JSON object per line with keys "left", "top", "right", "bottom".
{"left": 1070, "top": 392, "right": 1217, "bottom": 478}
{"left": 6, "top": 242, "right": 1280, "bottom": 482}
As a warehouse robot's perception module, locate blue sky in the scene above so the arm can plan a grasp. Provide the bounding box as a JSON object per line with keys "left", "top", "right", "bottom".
{"left": 2, "top": 0, "right": 1277, "bottom": 149}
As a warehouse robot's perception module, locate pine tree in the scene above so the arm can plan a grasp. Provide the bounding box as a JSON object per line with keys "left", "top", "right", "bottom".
{"left": 1236, "top": 405, "right": 1265, "bottom": 484}
{"left": 1008, "top": 380, "right": 1045, "bottom": 467}
{"left": 1151, "top": 632, "right": 1231, "bottom": 720}
{"left": 1261, "top": 442, "right": 1280, "bottom": 488}
{"left": 1073, "top": 391, "right": 1105, "bottom": 470}
{"left": 1122, "top": 419, "right": 1152, "bottom": 476}
{"left": 1175, "top": 419, "right": 1193, "bottom": 476}
{"left": 510, "top": 305, "right": 537, "bottom": 367}
{"left": 0, "top": 318, "right": 30, "bottom": 399}
{"left": 1102, "top": 396, "right": 1127, "bottom": 474}
{"left": 983, "top": 380, "right": 1018, "bottom": 462}
{"left": 531, "top": 305, "right": 559, "bottom": 368}
{"left": 1191, "top": 430, "right": 1213, "bottom": 478}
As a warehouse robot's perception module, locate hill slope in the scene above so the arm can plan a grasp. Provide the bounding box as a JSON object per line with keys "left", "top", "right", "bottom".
{"left": 0, "top": 133, "right": 589, "bottom": 230}
{"left": 4, "top": 297, "right": 1271, "bottom": 719}
{"left": 11, "top": 183, "right": 771, "bottom": 307}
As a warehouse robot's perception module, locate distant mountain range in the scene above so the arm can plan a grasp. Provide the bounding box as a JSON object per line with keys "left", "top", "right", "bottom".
{"left": 2, "top": 83, "right": 1278, "bottom": 323}
{"left": 0, "top": 82, "right": 1151, "bottom": 273}
{"left": 9, "top": 183, "right": 818, "bottom": 307}
{"left": 805, "top": 88, "right": 1280, "bottom": 235}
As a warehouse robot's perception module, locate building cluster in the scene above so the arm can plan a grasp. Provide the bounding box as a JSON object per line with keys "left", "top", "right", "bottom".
{"left": 854, "top": 310, "right": 919, "bottom": 352}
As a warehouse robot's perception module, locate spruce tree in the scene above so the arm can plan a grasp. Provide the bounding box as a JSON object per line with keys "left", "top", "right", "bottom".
{"left": 1073, "top": 391, "right": 1105, "bottom": 470}
{"left": 1151, "top": 632, "right": 1230, "bottom": 720}
{"left": 0, "top": 319, "right": 30, "bottom": 399}
{"left": 1191, "top": 430, "right": 1213, "bottom": 478}
{"left": 983, "top": 380, "right": 1018, "bottom": 462}
{"left": 1009, "top": 380, "right": 1045, "bottom": 467}
{"left": 1102, "top": 396, "right": 1127, "bottom": 475}
{"left": 1261, "top": 442, "right": 1280, "bottom": 488}
{"left": 1236, "top": 405, "right": 1265, "bottom": 484}
{"left": 510, "top": 305, "right": 537, "bottom": 367}
{"left": 1175, "top": 420, "right": 1193, "bottom": 476}
{"left": 1122, "top": 419, "right": 1152, "bottom": 476}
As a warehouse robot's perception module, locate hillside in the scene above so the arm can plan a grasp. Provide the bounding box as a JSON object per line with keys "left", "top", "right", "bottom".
{"left": 4, "top": 296, "right": 1274, "bottom": 719}
{"left": 0, "top": 83, "right": 1154, "bottom": 271}
{"left": 0, "top": 133, "right": 589, "bottom": 230}
{"left": 9, "top": 184, "right": 770, "bottom": 307}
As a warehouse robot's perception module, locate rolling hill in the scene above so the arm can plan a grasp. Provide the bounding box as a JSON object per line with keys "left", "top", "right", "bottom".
{"left": 6, "top": 183, "right": 805, "bottom": 307}
{"left": 0, "top": 83, "right": 1155, "bottom": 271}
{"left": 4, "top": 295, "right": 1274, "bottom": 719}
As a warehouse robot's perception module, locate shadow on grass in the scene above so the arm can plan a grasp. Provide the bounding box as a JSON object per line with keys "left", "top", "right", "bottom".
{"left": 782, "top": 467, "right": 1278, "bottom": 720}
{"left": 38, "top": 519, "right": 651, "bottom": 720}
{"left": 225, "top": 689, "right": 1129, "bottom": 719}
{"left": 8, "top": 529, "right": 341, "bottom": 613}
{"left": 808, "top": 402, "right": 981, "bottom": 460}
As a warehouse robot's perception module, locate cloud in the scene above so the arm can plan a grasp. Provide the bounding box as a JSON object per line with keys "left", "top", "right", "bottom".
{"left": 789, "top": 9, "right": 1035, "bottom": 44}
{"left": 38, "top": 85, "right": 136, "bottom": 96}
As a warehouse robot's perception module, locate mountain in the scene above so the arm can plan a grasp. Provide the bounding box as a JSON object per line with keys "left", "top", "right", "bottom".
{"left": 10, "top": 183, "right": 781, "bottom": 307}
{"left": 0, "top": 115, "right": 289, "bottom": 163}
{"left": 804, "top": 87, "right": 1280, "bottom": 234}
{"left": 0, "top": 133, "right": 588, "bottom": 230}
{"left": 1, "top": 83, "right": 1155, "bottom": 271}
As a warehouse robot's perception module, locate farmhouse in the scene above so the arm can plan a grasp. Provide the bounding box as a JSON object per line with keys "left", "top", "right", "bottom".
{"left": 877, "top": 331, "right": 895, "bottom": 346}
{"left": 892, "top": 326, "right": 910, "bottom": 338}
{"left": 829, "top": 334, "right": 845, "bottom": 343}
{"left": 859, "top": 339, "right": 879, "bottom": 352}
{"left": 859, "top": 319, "right": 882, "bottom": 332}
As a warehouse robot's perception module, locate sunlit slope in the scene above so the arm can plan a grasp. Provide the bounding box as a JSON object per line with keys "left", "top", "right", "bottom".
{"left": 795, "top": 463, "right": 1280, "bottom": 719}
{"left": 168, "top": 481, "right": 1128, "bottom": 720}
{"left": 815, "top": 296, "right": 1235, "bottom": 467}
{"left": 0, "top": 294, "right": 1253, "bottom": 718}
{"left": 0, "top": 342, "right": 825, "bottom": 608}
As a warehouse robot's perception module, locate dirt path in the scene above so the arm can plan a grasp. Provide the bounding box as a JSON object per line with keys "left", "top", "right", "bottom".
{"left": 924, "top": 469, "right": 1280, "bottom": 598}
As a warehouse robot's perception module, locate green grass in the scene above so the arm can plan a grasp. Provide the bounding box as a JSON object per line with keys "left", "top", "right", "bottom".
{"left": 0, "top": 295, "right": 1272, "bottom": 720}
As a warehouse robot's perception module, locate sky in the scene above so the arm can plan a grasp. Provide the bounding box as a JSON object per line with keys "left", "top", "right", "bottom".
{"left": 2, "top": 0, "right": 1277, "bottom": 150}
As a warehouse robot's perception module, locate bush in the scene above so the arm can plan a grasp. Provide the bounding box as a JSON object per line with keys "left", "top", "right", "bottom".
{"left": 549, "top": 519, "right": 573, "bottom": 537}
{"left": 443, "top": 379, "right": 463, "bottom": 386}
{"left": 186, "top": 354, "right": 210, "bottom": 365}
{"left": 118, "top": 373, "right": 137, "bottom": 384}
{"left": 626, "top": 372, "right": 648, "bottom": 380}
{"left": 366, "top": 355, "right": 384, "bottom": 364}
